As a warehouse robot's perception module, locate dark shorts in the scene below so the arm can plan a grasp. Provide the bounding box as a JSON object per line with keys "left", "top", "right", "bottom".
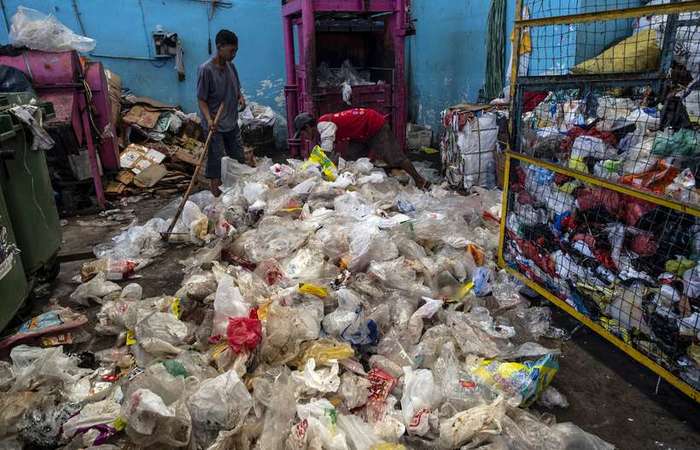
{"left": 345, "top": 124, "right": 408, "bottom": 168}
{"left": 205, "top": 126, "right": 244, "bottom": 179}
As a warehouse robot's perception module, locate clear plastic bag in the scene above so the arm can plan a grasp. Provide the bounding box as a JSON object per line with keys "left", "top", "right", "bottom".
{"left": 339, "top": 372, "right": 371, "bottom": 410}
{"left": 295, "top": 399, "right": 348, "bottom": 450}
{"left": 437, "top": 395, "right": 506, "bottom": 449}
{"left": 120, "top": 388, "right": 191, "bottom": 447}
{"left": 334, "top": 192, "right": 375, "bottom": 219}
{"left": 446, "top": 312, "right": 502, "bottom": 358}
{"left": 188, "top": 370, "right": 253, "bottom": 446}
{"left": 400, "top": 367, "right": 441, "bottom": 436}
{"left": 212, "top": 272, "right": 251, "bottom": 337}
{"left": 9, "top": 345, "right": 91, "bottom": 392}
{"left": 323, "top": 288, "right": 364, "bottom": 337}
{"left": 134, "top": 312, "right": 188, "bottom": 356}
{"left": 337, "top": 414, "right": 382, "bottom": 450}
{"left": 70, "top": 273, "right": 122, "bottom": 306}
{"left": 292, "top": 358, "right": 341, "bottom": 393}
{"left": 9, "top": 7, "right": 96, "bottom": 52}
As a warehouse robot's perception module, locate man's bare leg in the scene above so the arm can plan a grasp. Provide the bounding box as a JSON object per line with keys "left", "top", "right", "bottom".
{"left": 399, "top": 159, "right": 430, "bottom": 189}
{"left": 210, "top": 178, "right": 223, "bottom": 197}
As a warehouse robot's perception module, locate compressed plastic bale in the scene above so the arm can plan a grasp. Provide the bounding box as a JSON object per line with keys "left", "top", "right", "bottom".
{"left": 188, "top": 370, "right": 253, "bottom": 444}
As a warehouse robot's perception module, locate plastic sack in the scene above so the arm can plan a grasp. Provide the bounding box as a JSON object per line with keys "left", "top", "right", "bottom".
{"left": 292, "top": 339, "right": 355, "bottom": 368}
{"left": 293, "top": 358, "right": 341, "bottom": 393}
{"left": 339, "top": 372, "right": 371, "bottom": 410}
{"left": 302, "top": 146, "right": 338, "bottom": 181}
{"left": 405, "top": 297, "right": 444, "bottom": 345}
{"left": 571, "top": 29, "right": 659, "bottom": 74}
{"left": 9, "top": 7, "right": 96, "bottom": 52}
{"left": 400, "top": 367, "right": 441, "bottom": 436}
{"left": 134, "top": 312, "right": 188, "bottom": 356}
{"left": 188, "top": 370, "right": 253, "bottom": 444}
{"left": 293, "top": 399, "right": 348, "bottom": 450}
{"left": 125, "top": 362, "right": 188, "bottom": 406}
{"left": 212, "top": 272, "right": 251, "bottom": 337}
{"left": 537, "top": 386, "right": 570, "bottom": 408}
{"left": 70, "top": 273, "right": 122, "bottom": 306}
{"left": 9, "top": 345, "right": 91, "bottom": 392}
{"left": 120, "top": 388, "right": 191, "bottom": 447}
{"left": 471, "top": 354, "right": 559, "bottom": 406}
{"left": 226, "top": 311, "right": 262, "bottom": 354}
{"left": 433, "top": 342, "right": 493, "bottom": 412}
{"left": 337, "top": 414, "right": 382, "bottom": 450}
{"left": 335, "top": 192, "right": 374, "bottom": 219}
{"left": 62, "top": 389, "right": 122, "bottom": 445}
{"left": 437, "top": 395, "right": 506, "bottom": 449}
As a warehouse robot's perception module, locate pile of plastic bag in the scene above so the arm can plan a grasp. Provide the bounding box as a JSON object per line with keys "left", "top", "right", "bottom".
{"left": 0, "top": 151, "right": 614, "bottom": 449}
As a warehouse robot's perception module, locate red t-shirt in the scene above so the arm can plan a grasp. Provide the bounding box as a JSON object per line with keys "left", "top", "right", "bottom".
{"left": 318, "top": 108, "right": 386, "bottom": 142}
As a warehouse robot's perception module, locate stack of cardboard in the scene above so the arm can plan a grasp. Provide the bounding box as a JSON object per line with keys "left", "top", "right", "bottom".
{"left": 106, "top": 143, "right": 191, "bottom": 196}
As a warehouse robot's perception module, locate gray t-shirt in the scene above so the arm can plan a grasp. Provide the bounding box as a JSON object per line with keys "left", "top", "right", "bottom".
{"left": 196, "top": 58, "right": 240, "bottom": 132}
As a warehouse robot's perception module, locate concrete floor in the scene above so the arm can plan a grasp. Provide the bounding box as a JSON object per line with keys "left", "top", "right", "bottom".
{"left": 32, "top": 191, "right": 700, "bottom": 450}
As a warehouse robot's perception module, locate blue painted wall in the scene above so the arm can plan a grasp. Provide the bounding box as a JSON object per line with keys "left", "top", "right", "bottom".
{"left": 407, "top": 0, "right": 516, "bottom": 130}
{"left": 0, "top": 0, "right": 287, "bottom": 112}
{"left": 0, "top": 0, "right": 515, "bottom": 134}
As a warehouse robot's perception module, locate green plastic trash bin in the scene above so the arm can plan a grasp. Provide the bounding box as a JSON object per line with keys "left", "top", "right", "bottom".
{"left": 0, "top": 93, "right": 61, "bottom": 277}
{"left": 0, "top": 183, "right": 29, "bottom": 331}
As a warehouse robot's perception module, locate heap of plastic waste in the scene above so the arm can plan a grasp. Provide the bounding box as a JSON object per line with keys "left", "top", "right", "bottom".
{"left": 0, "top": 150, "right": 613, "bottom": 449}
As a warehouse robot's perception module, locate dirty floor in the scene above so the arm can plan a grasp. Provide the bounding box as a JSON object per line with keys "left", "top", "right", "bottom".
{"left": 24, "top": 193, "right": 700, "bottom": 450}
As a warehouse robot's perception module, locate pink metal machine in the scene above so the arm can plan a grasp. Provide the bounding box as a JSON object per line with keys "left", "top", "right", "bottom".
{"left": 282, "top": 0, "right": 413, "bottom": 156}
{"left": 0, "top": 50, "right": 118, "bottom": 209}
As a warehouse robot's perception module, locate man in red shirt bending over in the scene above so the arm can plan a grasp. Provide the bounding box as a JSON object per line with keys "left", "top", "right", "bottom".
{"left": 293, "top": 108, "right": 429, "bottom": 189}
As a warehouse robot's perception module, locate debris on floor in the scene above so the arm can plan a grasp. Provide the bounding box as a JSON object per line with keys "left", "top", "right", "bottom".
{"left": 0, "top": 153, "right": 616, "bottom": 449}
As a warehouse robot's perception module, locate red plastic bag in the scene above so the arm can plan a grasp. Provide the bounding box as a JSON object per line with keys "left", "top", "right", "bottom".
{"left": 226, "top": 309, "right": 262, "bottom": 354}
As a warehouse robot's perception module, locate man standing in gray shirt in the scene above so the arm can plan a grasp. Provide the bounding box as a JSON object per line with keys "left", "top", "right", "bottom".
{"left": 196, "top": 29, "right": 246, "bottom": 196}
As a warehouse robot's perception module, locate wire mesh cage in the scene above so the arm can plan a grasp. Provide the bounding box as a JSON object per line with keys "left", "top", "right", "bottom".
{"left": 502, "top": 0, "right": 700, "bottom": 400}
{"left": 501, "top": 155, "right": 700, "bottom": 393}
{"left": 519, "top": 0, "right": 700, "bottom": 78}
{"left": 515, "top": 83, "right": 700, "bottom": 206}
